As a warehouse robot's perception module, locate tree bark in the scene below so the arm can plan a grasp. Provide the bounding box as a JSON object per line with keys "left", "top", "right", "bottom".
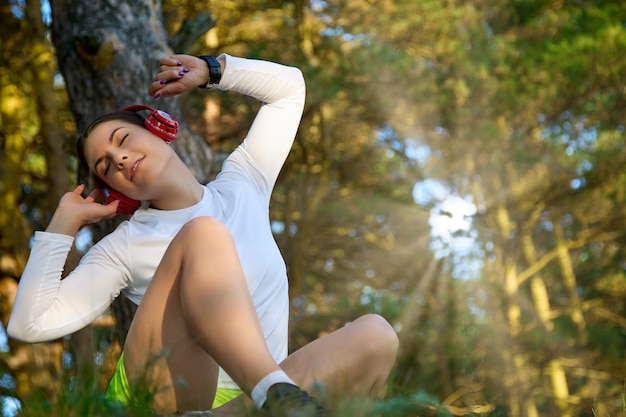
{"left": 49, "top": 0, "right": 214, "bottom": 351}
{"left": 26, "top": 0, "right": 70, "bottom": 211}
{"left": 520, "top": 222, "right": 573, "bottom": 417}
{"left": 553, "top": 221, "right": 586, "bottom": 343}
{"left": 50, "top": 0, "right": 212, "bottom": 183}
{"left": 0, "top": 0, "right": 66, "bottom": 406}
{"left": 493, "top": 205, "right": 539, "bottom": 417}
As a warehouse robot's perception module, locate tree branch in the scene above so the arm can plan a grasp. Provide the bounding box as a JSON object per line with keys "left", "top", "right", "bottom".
{"left": 169, "top": 12, "right": 217, "bottom": 53}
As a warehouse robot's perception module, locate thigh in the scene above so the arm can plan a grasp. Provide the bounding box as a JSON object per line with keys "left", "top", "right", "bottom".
{"left": 212, "top": 314, "right": 398, "bottom": 415}
{"left": 280, "top": 314, "right": 398, "bottom": 399}
{"left": 123, "top": 225, "right": 219, "bottom": 414}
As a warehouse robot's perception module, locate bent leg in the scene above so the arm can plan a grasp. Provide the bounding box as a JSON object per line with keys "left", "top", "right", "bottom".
{"left": 213, "top": 314, "right": 399, "bottom": 416}
{"left": 123, "top": 217, "right": 281, "bottom": 414}
{"left": 281, "top": 314, "right": 399, "bottom": 399}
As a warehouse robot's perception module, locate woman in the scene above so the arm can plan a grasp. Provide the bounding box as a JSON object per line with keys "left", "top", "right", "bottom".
{"left": 8, "top": 53, "right": 398, "bottom": 416}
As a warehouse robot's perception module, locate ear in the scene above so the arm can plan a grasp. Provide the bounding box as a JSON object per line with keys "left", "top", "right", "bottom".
{"left": 122, "top": 104, "right": 178, "bottom": 142}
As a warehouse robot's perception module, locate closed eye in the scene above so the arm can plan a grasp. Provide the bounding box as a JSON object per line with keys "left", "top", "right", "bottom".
{"left": 93, "top": 126, "right": 125, "bottom": 176}
{"left": 103, "top": 133, "right": 129, "bottom": 176}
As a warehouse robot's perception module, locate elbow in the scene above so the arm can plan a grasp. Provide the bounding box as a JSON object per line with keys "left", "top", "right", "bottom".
{"left": 6, "top": 318, "right": 25, "bottom": 342}
{"left": 290, "top": 67, "right": 306, "bottom": 107}
{"left": 282, "top": 62, "right": 304, "bottom": 90}
{"left": 7, "top": 317, "right": 40, "bottom": 344}
{"left": 292, "top": 66, "right": 305, "bottom": 89}
{"left": 6, "top": 318, "right": 21, "bottom": 341}
{"left": 295, "top": 67, "right": 306, "bottom": 89}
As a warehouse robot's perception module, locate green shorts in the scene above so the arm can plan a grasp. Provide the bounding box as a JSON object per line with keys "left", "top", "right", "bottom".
{"left": 106, "top": 352, "right": 243, "bottom": 410}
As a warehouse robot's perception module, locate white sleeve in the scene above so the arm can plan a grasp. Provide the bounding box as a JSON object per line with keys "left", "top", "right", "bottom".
{"left": 216, "top": 54, "right": 306, "bottom": 190}
{"left": 7, "top": 231, "right": 129, "bottom": 343}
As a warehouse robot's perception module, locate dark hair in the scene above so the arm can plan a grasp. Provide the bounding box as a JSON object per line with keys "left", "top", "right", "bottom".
{"left": 76, "top": 110, "right": 146, "bottom": 175}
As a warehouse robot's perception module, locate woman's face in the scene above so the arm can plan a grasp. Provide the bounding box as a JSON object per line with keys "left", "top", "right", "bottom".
{"left": 84, "top": 120, "right": 174, "bottom": 201}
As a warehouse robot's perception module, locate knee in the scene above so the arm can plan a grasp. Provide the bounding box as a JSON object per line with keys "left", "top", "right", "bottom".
{"left": 177, "top": 216, "right": 231, "bottom": 242}
{"left": 355, "top": 314, "right": 399, "bottom": 363}
{"left": 171, "top": 217, "right": 236, "bottom": 258}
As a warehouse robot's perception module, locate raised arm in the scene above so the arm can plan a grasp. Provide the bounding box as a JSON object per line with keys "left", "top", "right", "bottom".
{"left": 150, "top": 53, "right": 306, "bottom": 188}
{"left": 8, "top": 186, "right": 127, "bottom": 342}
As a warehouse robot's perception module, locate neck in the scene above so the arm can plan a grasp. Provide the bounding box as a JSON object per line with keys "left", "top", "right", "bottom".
{"left": 152, "top": 182, "right": 204, "bottom": 210}
{"left": 149, "top": 161, "right": 205, "bottom": 210}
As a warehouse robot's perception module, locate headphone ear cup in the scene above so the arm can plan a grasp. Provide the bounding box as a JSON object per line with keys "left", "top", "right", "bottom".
{"left": 145, "top": 109, "right": 178, "bottom": 142}
{"left": 122, "top": 104, "right": 179, "bottom": 142}
{"left": 95, "top": 179, "right": 141, "bottom": 216}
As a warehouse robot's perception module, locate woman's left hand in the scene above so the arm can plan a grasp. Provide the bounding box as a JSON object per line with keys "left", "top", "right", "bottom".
{"left": 148, "top": 54, "right": 219, "bottom": 99}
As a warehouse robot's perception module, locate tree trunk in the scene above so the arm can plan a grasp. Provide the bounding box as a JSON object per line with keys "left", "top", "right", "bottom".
{"left": 520, "top": 224, "right": 573, "bottom": 417}
{"left": 553, "top": 221, "right": 586, "bottom": 343}
{"left": 48, "top": 0, "right": 214, "bottom": 361}
{"left": 50, "top": 0, "right": 213, "bottom": 183}
{"left": 493, "top": 205, "right": 538, "bottom": 417}
{"left": 26, "top": 0, "right": 71, "bottom": 211}
{"left": 0, "top": 0, "right": 66, "bottom": 405}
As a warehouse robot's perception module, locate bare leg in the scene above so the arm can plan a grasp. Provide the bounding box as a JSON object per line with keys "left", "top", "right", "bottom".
{"left": 123, "top": 217, "right": 281, "bottom": 414}
{"left": 282, "top": 314, "right": 399, "bottom": 398}
{"left": 213, "top": 314, "right": 399, "bottom": 416}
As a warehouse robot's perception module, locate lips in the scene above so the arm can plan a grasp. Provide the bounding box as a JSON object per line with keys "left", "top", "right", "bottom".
{"left": 130, "top": 157, "right": 144, "bottom": 181}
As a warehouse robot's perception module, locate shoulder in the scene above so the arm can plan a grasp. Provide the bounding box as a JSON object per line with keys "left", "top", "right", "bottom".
{"left": 88, "top": 221, "right": 131, "bottom": 255}
{"left": 216, "top": 146, "right": 272, "bottom": 197}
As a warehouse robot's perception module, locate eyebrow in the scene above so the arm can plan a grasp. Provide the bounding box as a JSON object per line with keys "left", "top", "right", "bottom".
{"left": 93, "top": 127, "right": 123, "bottom": 174}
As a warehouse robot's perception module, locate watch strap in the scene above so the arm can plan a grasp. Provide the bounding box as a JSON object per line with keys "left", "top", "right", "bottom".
{"left": 197, "top": 55, "right": 222, "bottom": 88}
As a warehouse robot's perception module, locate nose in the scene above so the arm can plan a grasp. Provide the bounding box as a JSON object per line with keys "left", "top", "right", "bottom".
{"left": 114, "top": 154, "right": 128, "bottom": 168}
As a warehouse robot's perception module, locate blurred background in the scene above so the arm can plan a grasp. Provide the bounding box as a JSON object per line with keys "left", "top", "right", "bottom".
{"left": 1, "top": 0, "right": 626, "bottom": 416}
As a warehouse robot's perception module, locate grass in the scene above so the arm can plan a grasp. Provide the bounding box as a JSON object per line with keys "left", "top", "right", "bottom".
{"left": 12, "top": 370, "right": 464, "bottom": 417}
{"left": 14, "top": 379, "right": 490, "bottom": 417}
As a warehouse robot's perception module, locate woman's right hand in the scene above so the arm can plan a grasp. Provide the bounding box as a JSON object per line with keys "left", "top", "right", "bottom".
{"left": 46, "top": 184, "right": 119, "bottom": 236}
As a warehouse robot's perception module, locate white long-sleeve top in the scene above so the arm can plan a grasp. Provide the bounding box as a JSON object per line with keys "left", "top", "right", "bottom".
{"left": 7, "top": 54, "right": 306, "bottom": 390}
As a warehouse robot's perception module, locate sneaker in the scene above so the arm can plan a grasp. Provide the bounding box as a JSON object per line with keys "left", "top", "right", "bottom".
{"left": 260, "top": 383, "right": 325, "bottom": 417}
{"left": 160, "top": 411, "right": 215, "bottom": 416}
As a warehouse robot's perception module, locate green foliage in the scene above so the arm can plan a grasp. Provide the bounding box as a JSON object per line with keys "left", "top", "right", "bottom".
{"left": 3, "top": 0, "right": 626, "bottom": 416}
{"left": 587, "top": 324, "right": 626, "bottom": 361}
{"left": 16, "top": 370, "right": 473, "bottom": 417}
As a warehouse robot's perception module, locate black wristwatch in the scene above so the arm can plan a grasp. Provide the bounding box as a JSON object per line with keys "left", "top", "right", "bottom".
{"left": 197, "top": 55, "right": 222, "bottom": 88}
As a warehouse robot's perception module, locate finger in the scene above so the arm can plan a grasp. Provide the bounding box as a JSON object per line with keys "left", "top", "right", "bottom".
{"left": 104, "top": 200, "right": 120, "bottom": 218}
{"left": 149, "top": 70, "right": 188, "bottom": 97}
{"left": 86, "top": 188, "right": 100, "bottom": 202}
{"left": 74, "top": 184, "right": 86, "bottom": 194}
{"left": 149, "top": 81, "right": 169, "bottom": 97}
{"left": 159, "top": 55, "right": 184, "bottom": 67}
{"left": 150, "top": 81, "right": 187, "bottom": 99}
{"left": 158, "top": 63, "right": 184, "bottom": 73}
{"left": 88, "top": 188, "right": 100, "bottom": 198}
{"left": 94, "top": 199, "right": 119, "bottom": 221}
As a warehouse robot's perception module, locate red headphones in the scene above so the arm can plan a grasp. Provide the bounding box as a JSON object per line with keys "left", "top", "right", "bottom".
{"left": 96, "top": 105, "right": 179, "bottom": 215}
{"left": 122, "top": 104, "right": 179, "bottom": 142}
